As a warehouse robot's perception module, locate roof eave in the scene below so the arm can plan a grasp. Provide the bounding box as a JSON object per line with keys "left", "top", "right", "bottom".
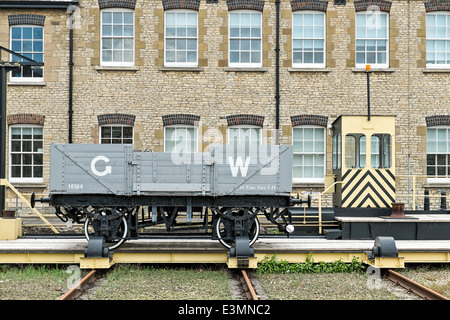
{"left": 0, "top": 1, "right": 79, "bottom": 9}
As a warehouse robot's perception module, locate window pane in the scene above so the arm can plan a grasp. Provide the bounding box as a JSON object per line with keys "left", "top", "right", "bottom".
{"left": 124, "top": 12, "right": 133, "bottom": 24}
{"left": 103, "top": 25, "right": 112, "bottom": 36}
{"left": 124, "top": 25, "right": 133, "bottom": 36}
{"left": 103, "top": 12, "right": 112, "bottom": 23}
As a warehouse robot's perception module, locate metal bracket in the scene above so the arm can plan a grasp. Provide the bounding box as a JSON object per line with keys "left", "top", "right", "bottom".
{"left": 367, "top": 236, "right": 398, "bottom": 260}
{"left": 229, "top": 236, "right": 255, "bottom": 268}
{"left": 364, "top": 236, "right": 404, "bottom": 268}
{"left": 84, "top": 236, "right": 109, "bottom": 258}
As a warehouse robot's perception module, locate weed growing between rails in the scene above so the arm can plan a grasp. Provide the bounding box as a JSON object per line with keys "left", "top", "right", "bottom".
{"left": 257, "top": 254, "right": 366, "bottom": 274}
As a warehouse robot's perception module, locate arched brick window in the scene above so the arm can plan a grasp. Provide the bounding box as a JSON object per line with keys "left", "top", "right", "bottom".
{"left": 226, "top": 0, "right": 264, "bottom": 11}
{"left": 162, "top": 0, "right": 200, "bottom": 10}
{"left": 163, "top": 114, "right": 200, "bottom": 152}
{"left": 290, "top": 0, "right": 328, "bottom": 12}
{"left": 226, "top": 114, "right": 264, "bottom": 146}
{"left": 8, "top": 114, "right": 45, "bottom": 183}
{"left": 98, "top": 0, "right": 136, "bottom": 9}
{"left": 426, "top": 115, "right": 450, "bottom": 182}
{"left": 354, "top": 0, "right": 392, "bottom": 12}
{"left": 97, "top": 113, "right": 135, "bottom": 145}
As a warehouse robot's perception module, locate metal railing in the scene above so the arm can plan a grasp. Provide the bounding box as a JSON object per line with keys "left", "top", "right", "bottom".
{"left": 0, "top": 179, "right": 59, "bottom": 234}
{"left": 314, "top": 175, "right": 450, "bottom": 235}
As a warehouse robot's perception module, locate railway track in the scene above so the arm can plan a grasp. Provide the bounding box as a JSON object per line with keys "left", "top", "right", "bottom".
{"left": 384, "top": 269, "right": 449, "bottom": 300}
{"left": 58, "top": 270, "right": 98, "bottom": 300}
{"left": 239, "top": 270, "right": 259, "bottom": 300}
{"left": 56, "top": 265, "right": 448, "bottom": 301}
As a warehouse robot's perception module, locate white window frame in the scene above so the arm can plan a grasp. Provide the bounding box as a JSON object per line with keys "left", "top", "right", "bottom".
{"left": 9, "top": 25, "right": 44, "bottom": 83}
{"left": 100, "top": 8, "right": 135, "bottom": 67}
{"left": 292, "top": 125, "right": 326, "bottom": 184}
{"left": 9, "top": 124, "right": 44, "bottom": 183}
{"left": 228, "top": 10, "right": 262, "bottom": 68}
{"left": 427, "top": 126, "right": 450, "bottom": 184}
{"left": 99, "top": 124, "right": 134, "bottom": 145}
{"left": 227, "top": 125, "right": 262, "bottom": 146}
{"left": 292, "top": 11, "right": 326, "bottom": 68}
{"left": 164, "top": 125, "right": 198, "bottom": 153}
{"left": 355, "top": 11, "right": 389, "bottom": 69}
{"left": 164, "top": 9, "right": 199, "bottom": 68}
{"left": 426, "top": 12, "right": 450, "bottom": 69}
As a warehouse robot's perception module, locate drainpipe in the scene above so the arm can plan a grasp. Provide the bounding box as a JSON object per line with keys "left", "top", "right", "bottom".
{"left": 275, "top": 0, "right": 280, "bottom": 144}
{"left": 68, "top": 13, "right": 74, "bottom": 144}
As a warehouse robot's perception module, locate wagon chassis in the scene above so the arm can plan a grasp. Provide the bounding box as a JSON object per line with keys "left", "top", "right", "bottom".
{"left": 37, "top": 193, "right": 309, "bottom": 260}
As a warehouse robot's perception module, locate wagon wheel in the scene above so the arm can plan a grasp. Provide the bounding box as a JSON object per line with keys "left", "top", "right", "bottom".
{"left": 84, "top": 212, "right": 128, "bottom": 250}
{"left": 215, "top": 215, "right": 260, "bottom": 249}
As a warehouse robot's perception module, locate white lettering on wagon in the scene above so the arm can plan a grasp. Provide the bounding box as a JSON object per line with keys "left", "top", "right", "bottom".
{"left": 91, "top": 156, "right": 112, "bottom": 176}
{"left": 228, "top": 156, "right": 251, "bottom": 177}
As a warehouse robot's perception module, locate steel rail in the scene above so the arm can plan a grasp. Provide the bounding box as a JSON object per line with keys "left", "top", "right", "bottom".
{"left": 58, "top": 270, "right": 97, "bottom": 300}
{"left": 384, "top": 269, "right": 449, "bottom": 300}
{"left": 241, "top": 270, "right": 259, "bottom": 300}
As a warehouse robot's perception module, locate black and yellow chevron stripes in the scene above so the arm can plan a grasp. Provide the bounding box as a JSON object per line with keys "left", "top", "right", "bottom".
{"left": 341, "top": 169, "right": 395, "bottom": 208}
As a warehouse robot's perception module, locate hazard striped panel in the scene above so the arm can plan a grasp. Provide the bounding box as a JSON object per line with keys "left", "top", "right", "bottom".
{"left": 341, "top": 169, "right": 395, "bottom": 208}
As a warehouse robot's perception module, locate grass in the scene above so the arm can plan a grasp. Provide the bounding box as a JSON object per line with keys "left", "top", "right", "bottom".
{"left": 400, "top": 264, "right": 450, "bottom": 298}
{"left": 255, "top": 272, "right": 402, "bottom": 300}
{"left": 0, "top": 264, "right": 72, "bottom": 300}
{"left": 257, "top": 254, "right": 366, "bottom": 274}
{"left": 92, "top": 264, "right": 233, "bottom": 300}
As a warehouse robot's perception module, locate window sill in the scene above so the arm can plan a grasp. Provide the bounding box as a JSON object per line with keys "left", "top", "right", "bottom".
{"left": 8, "top": 81, "right": 46, "bottom": 86}
{"left": 352, "top": 68, "right": 395, "bottom": 73}
{"left": 423, "top": 68, "right": 450, "bottom": 73}
{"left": 159, "top": 66, "right": 203, "bottom": 72}
{"left": 224, "top": 67, "right": 268, "bottom": 72}
{"left": 10, "top": 182, "right": 47, "bottom": 188}
{"left": 424, "top": 179, "right": 450, "bottom": 187}
{"left": 292, "top": 183, "right": 325, "bottom": 189}
{"left": 288, "top": 67, "right": 331, "bottom": 73}
{"left": 95, "top": 66, "right": 140, "bottom": 72}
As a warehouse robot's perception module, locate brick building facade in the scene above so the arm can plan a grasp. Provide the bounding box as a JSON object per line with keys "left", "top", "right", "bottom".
{"left": 1, "top": 0, "right": 450, "bottom": 213}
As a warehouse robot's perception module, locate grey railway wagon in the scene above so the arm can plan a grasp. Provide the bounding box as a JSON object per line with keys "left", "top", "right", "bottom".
{"left": 36, "top": 143, "right": 304, "bottom": 256}
{"left": 49, "top": 143, "right": 293, "bottom": 197}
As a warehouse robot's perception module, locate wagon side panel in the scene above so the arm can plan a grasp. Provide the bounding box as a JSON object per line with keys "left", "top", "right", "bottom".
{"left": 49, "top": 144, "right": 130, "bottom": 195}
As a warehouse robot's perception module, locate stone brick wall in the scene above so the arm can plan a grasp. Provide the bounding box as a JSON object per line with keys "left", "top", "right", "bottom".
{"left": 2, "top": 0, "right": 450, "bottom": 211}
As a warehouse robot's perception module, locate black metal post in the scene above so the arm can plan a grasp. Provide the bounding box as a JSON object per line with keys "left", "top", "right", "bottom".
{"left": 275, "top": 0, "right": 280, "bottom": 144}
{"left": 0, "top": 66, "right": 6, "bottom": 216}
{"left": 365, "top": 66, "right": 371, "bottom": 121}
{"left": 0, "top": 64, "right": 18, "bottom": 216}
{"left": 424, "top": 190, "right": 430, "bottom": 211}
{"left": 441, "top": 191, "right": 447, "bottom": 210}
{"left": 0, "top": 47, "right": 43, "bottom": 217}
{"left": 68, "top": 21, "right": 74, "bottom": 144}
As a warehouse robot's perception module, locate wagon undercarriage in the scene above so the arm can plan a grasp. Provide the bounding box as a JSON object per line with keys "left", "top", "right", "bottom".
{"left": 46, "top": 194, "right": 306, "bottom": 258}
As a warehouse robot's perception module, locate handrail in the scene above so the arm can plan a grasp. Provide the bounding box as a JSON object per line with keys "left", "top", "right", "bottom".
{"left": 0, "top": 179, "right": 59, "bottom": 234}
{"left": 318, "top": 181, "right": 342, "bottom": 234}
{"left": 396, "top": 174, "right": 450, "bottom": 210}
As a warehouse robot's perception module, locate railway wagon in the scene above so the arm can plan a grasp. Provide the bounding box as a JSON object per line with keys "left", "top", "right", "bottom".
{"left": 33, "top": 143, "right": 307, "bottom": 258}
